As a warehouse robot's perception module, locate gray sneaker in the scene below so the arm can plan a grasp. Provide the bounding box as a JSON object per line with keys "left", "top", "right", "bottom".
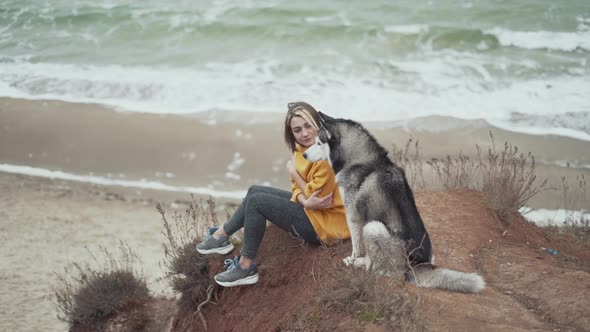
{"left": 196, "top": 227, "right": 234, "bottom": 255}
{"left": 214, "top": 256, "right": 259, "bottom": 287}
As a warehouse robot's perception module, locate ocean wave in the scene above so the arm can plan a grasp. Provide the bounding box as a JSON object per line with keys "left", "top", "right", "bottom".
{"left": 384, "top": 24, "right": 429, "bottom": 35}
{"left": 370, "top": 24, "right": 502, "bottom": 52}
{"left": 1, "top": 59, "right": 590, "bottom": 141}
{"left": 382, "top": 24, "right": 590, "bottom": 53}
{"left": 488, "top": 122, "right": 590, "bottom": 142}
{"left": 509, "top": 111, "right": 590, "bottom": 135}
{"left": 537, "top": 159, "right": 590, "bottom": 170}
{"left": 485, "top": 27, "right": 590, "bottom": 51}
{"left": 4, "top": 1, "right": 590, "bottom": 58}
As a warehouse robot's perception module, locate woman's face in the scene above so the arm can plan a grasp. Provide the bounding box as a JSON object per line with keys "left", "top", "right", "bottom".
{"left": 290, "top": 116, "right": 317, "bottom": 147}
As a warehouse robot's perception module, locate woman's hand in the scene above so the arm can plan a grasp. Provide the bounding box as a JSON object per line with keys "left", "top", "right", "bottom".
{"left": 304, "top": 190, "right": 333, "bottom": 210}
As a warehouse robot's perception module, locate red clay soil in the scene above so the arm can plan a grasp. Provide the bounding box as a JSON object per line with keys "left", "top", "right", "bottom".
{"left": 72, "top": 297, "right": 177, "bottom": 332}
{"left": 158, "top": 190, "right": 590, "bottom": 331}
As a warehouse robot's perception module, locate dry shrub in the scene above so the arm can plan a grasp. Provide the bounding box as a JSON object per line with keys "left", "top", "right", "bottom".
{"left": 53, "top": 242, "right": 150, "bottom": 331}
{"left": 478, "top": 136, "right": 548, "bottom": 223}
{"left": 559, "top": 173, "right": 587, "bottom": 215}
{"left": 551, "top": 218, "right": 590, "bottom": 249}
{"left": 392, "top": 138, "right": 426, "bottom": 190}
{"left": 158, "top": 196, "right": 221, "bottom": 314}
{"left": 478, "top": 139, "right": 547, "bottom": 223}
{"left": 427, "top": 153, "right": 481, "bottom": 190}
{"left": 424, "top": 133, "right": 548, "bottom": 224}
{"left": 548, "top": 174, "right": 590, "bottom": 247}
{"left": 319, "top": 262, "right": 424, "bottom": 331}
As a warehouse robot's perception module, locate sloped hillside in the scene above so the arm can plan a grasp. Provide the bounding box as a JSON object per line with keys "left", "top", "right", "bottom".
{"left": 174, "top": 190, "right": 590, "bottom": 331}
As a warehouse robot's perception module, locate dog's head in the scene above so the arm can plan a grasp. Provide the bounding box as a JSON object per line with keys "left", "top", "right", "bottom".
{"left": 302, "top": 135, "right": 330, "bottom": 162}
{"left": 304, "top": 113, "right": 388, "bottom": 175}
{"left": 302, "top": 112, "right": 335, "bottom": 163}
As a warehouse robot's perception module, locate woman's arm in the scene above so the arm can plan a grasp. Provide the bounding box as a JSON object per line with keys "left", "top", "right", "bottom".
{"left": 287, "top": 157, "right": 332, "bottom": 209}
{"left": 296, "top": 190, "right": 332, "bottom": 209}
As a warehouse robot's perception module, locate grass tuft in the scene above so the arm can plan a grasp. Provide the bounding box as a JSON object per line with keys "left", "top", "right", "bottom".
{"left": 53, "top": 242, "right": 149, "bottom": 331}
{"left": 478, "top": 135, "right": 548, "bottom": 223}
{"left": 392, "top": 138, "right": 426, "bottom": 190}
{"left": 320, "top": 265, "right": 424, "bottom": 331}
{"left": 546, "top": 174, "right": 590, "bottom": 247}
{"left": 157, "top": 196, "right": 233, "bottom": 314}
{"left": 395, "top": 132, "right": 549, "bottom": 224}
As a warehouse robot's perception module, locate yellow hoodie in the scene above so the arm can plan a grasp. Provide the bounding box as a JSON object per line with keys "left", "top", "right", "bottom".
{"left": 290, "top": 144, "right": 350, "bottom": 244}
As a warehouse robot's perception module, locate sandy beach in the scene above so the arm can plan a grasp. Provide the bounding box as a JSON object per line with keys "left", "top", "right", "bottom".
{"left": 2, "top": 97, "right": 589, "bottom": 209}
{"left": 0, "top": 172, "right": 175, "bottom": 332}
{"left": 1, "top": 97, "right": 590, "bottom": 331}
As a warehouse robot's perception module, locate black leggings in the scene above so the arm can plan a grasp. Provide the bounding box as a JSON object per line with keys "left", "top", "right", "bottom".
{"left": 223, "top": 185, "right": 320, "bottom": 259}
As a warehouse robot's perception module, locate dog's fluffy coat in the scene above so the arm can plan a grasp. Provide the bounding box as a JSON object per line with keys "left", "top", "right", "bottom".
{"left": 303, "top": 113, "right": 485, "bottom": 293}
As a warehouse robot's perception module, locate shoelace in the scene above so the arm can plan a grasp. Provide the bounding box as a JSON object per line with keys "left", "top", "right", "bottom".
{"left": 223, "top": 257, "right": 238, "bottom": 271}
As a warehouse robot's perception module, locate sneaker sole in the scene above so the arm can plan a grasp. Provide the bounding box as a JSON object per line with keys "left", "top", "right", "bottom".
{"left": 215, "top": 274, "right": 259, "bottom": 287}
{"left": 196, "top": 243, "right": 235, "bottom": 255}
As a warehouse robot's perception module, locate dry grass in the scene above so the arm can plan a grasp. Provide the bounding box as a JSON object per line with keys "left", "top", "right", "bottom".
{"left": 391, "top": 138, "right": 426, "bottom": 190}
{"left": 53, "top": 242, "right": 150, "bottom": 331}
{"left": 478, "top": 138, "right": 548, "bottom": 223}
{"left": 556, "top": 218, "right": 590, "bottom": 248}
{"left": 559, "top": 174, "right": 587, "bottom": 214}
{"left": 427, "top": 153, "right": 481, "bottom": 191}
{"left": 393, "top": 133, "right": 549, "bottom": 224}
{"left": 319, "top": 263, "right": 424, "bottom": 331}
{"left": 157, "top": 196, "right": 219, "bottom": 314}
{"left": 294, "top": 245, "right": 422, "bottom": 331}
{"left": 278, "top": 244, "right": 423, "bottom": 331}
{"left": 546, "top": 174, "right": 590, "bottom": 247}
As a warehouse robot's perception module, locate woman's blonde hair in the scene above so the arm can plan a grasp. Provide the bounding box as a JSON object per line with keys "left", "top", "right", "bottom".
{"left": 283, "top": 101, "right": 321, "bottom": 152}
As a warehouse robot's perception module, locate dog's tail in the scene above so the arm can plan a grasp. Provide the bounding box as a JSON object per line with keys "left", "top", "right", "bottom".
{"left": 406, "top": 264, "right": 485, "bottom": 293}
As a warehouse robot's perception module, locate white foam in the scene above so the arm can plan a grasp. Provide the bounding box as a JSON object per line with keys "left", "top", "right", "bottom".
{"left": 227, "top": 152, "right": 245, "bottom": 172}
{"left": 486, "top": 27, "right": 590, "bottom": 51}
{"left": 1, "top": 53, "right": 589, "bottom": 141}
{"left": 520, "top": 207, "right": 589, "bottom": 227}
{"left": 0, "top": 164, "right": 246, "bottom": 199}
{"left": 304, "top": 15, "right": 339, "bottom": 24}
{"left": 488, "top": 121, "right": 590, "bottom": 142}
{"left": 384, "top": 24, "right": 428, "bottom": 34}
{"left": 0, "top": 61, "right": 280, "bottom": 115}
{"left": 225, "top": 172, "right": 240, "bottom": 180}
{"left": 537, "top": 159, "right": 590, "bottom": 170}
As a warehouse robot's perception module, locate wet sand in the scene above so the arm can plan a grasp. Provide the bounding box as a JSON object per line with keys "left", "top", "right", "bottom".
{"left": 1, "top": 97, "right": 589, "bottom": 209}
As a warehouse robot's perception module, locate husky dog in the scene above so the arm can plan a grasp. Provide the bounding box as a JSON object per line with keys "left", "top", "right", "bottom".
{"left": 303, "top": 113, "right": 485, "bottom": 293}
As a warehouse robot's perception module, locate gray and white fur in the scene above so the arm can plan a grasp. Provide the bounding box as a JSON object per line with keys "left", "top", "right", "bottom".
{"left": 303, "top": 113, "right": 485, "bottom": 293}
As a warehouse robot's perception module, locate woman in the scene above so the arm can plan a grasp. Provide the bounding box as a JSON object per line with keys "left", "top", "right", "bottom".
{"left": 196, "top": 102, "right": 349, "bottom": 287}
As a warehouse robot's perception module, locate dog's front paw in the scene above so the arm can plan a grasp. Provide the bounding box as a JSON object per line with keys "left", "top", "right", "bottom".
{"left": 343, "top": 256, "right": 369, "bottom": 269}
{"left": 343, "top": 256, "right": 355, "bottom": 266}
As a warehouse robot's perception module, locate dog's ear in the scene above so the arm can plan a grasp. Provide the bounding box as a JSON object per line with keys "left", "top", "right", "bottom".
{"left": 318, "top": 126, "right": 332, "bottom": 141}
{"left": 318, "top": 112, "right": 335, "bottom": 123}
{"left": 317, "top": 112, "right": 333, "bottom": 140}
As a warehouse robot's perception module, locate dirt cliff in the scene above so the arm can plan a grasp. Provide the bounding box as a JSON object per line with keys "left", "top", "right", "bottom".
{"left": 124, "top": 190, "right": 590, "bottom": 331}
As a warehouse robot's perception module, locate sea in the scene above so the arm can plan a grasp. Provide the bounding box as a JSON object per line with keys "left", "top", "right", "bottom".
{"left": 1, "top": 0, "right": 589, "bottom": 140}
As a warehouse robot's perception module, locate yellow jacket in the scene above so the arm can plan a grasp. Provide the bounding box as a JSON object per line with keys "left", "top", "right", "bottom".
{"left": 290, "top": 144, "right": 350, "bottom": 244}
